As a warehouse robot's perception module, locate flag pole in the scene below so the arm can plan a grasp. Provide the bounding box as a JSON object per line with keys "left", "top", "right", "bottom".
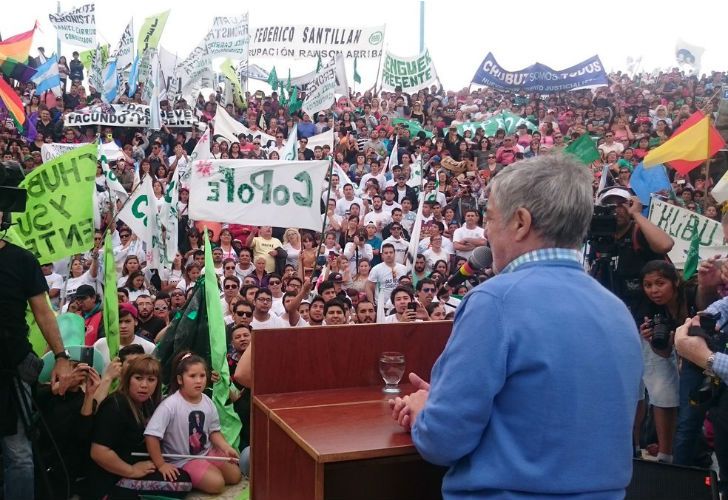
{"left": 310, "top": 158, "right": 335, "bottom": 282}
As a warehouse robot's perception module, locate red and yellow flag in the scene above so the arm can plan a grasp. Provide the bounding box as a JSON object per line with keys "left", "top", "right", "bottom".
{"left": 0, "top": 22, "right": 38, "bottom": 62}
{"left": 0, "top": 77, "right": 26, "bottom": 132}
{"left": 644, "top": 111, "right": 725, "bottom": 173}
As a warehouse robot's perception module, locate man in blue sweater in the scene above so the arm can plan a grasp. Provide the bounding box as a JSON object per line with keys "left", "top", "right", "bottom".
{"left": 392, "top": 153, "right": 643, "bottom": 499}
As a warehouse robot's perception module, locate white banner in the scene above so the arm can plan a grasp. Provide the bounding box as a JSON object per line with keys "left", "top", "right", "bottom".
{"left": 64, "top": 104, "right": 200, "bottom": 128}
{"left": 237, "top": 61, "right": 269, "bottom": 82}
{"left": 41, "top": 141, "right": 124, "bottom": 163}
{"left": 175, "top": 41, "right": 212, "bottom": 93}
{"left": 212, "top": 106, "right": 276, "bottom": 146}
{"left": 306, "top": 129, "right": 335, "bottom": 151}
{"left": 302, "top": 61, "right": 337, "bottom": 117}
{"left": 249, "top": 25, "right": 384, "bottom": 59}
{"left": 205, "top": 14, "right": 249, "bottom": 58}
{"left": 381, "top": 49, "right": 439, "bottom": 93}
{"left": 113, "top": 20, "right": 134, "bottom": 68}
{"left": 118, "top": 176, "right": 157, "bottom": 250}
{"left": 649, "top": 198, "right": 728, "bottom": 267}
{"left": 675, "top": 39, "right": 704, "bottom": 76}
{"left": 188, "top": 159, "right": 330, "bottom": 231}
{"left": 48, "top": 3, "right": 96, "bottom": 48}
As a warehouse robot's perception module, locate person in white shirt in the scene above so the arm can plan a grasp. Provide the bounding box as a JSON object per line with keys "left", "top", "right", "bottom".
{"left": 423, "top": 235, "right": 452, "bottom": 272}
{"left": 362, "top": 196, "right": 392, "bottom": 237}
{"left": 267, "top": 275, "right": 286, "bottom": 317}
{"left": 452, "top": 209, "right": 487, "bottom": 260}
{"left": 418, "top": 222, "right": 455, "bottom": 255}
{"left": 367, "top": 244, "right": 408, "bottom": 304}
{"left": 42, "top": 263, "right": 64, "bottom": 310}
{"left": 93, "top": 303, "right": 155, "bottom": 364}
{"left": 384, "top": 286, "right": 423, "bottom": 323}
{"left": 381, "top": 187, "right": 402, "bottom": 215}
{"left": 598, "top": 132, "right": 625, "bottom": 158}
{"left": 382, "top": 224, "right": 410, "bottom": 265}
{"left": 251, "top": 288, "right": 290, "bottom": 329}
{"left": 235, "top": 248, "right": 255, "bottom": 280}
{"left": 359, "top": 161, "right": 387, "bottom": 192}
{"left": 335, "top": 184, "right": 364, "bottom": 217}
{"left": 400, "top": 198, "right": 417, "bottom": 234}
{"left": 343, "top": 231, "right": 374, "bottom": 276}
{"left": 167, "top": 144, "right": 190, "bottom": 179}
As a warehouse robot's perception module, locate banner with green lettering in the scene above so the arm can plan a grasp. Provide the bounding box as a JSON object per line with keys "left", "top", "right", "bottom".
{"left": 648, "top": 198, "right": 728, "bottom": 268}
{"left": 8, "top": 144, "right": 97, "bottom": 262}
{"left": 456, "top": 112, "right": 537, "bottom": 137}
{"left": 381, "top": 49, "right": 439, "bottom": 93}
{"left": 188, "top": 159, "right": 330, "bottom": 231}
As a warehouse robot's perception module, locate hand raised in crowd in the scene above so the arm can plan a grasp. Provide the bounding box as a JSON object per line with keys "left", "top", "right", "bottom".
{"left": 84, "top": 367, "right": 102, "bottom": 396}
{"left": 625, "top": 196, "right": 643, "bottom": 218}
{"left": 210, "top": 370, "right": 220, "bottom": 384}
{"left": 103, "top": 359, "right": 122, "bottom": 382}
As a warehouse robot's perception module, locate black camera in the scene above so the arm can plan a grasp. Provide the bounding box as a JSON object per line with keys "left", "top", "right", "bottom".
{"left": 650, "top": 313, "right": 672, "bottom": 350}
{"left": 587, "top": 204, "right": 617, "bottom": 254}
{"left": 688, "top": 312, "right": 728, "bottom": 408}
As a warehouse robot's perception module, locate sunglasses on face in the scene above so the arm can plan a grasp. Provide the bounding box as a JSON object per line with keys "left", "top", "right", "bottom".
{"left": 120, "top": 234, "right": 130, "bottom": 239}
{"left": 224, "top": 284, "right": 239, "bottom": 290}
{"left": 269, "top": 280, "right": 281, "bottom": 285}
{"left": 235, "top": 310, "right": 253, "bottom": 317}
{"left": 225, "top": 266, "right": 235, "bottom": 270}
{"left": 422, "top": 287, "right": 435, "bottom": 293}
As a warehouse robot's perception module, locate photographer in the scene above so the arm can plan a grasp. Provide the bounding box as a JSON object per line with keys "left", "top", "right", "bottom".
{"left": 633, "top": 261, "right": 696, "bottom": 463}
{"left": 594, "top": 187, "right": 674, "bottom": 310}
{"left": 0, "top": 220, "right": 73, "bottom": 499}
{"left": 676, "top": 318, "right": 728, "bottom": 492}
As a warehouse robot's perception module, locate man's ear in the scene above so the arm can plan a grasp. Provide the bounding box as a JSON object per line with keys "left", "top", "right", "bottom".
{"left": 512, "top": 207, "right": 532, "bottom": 242}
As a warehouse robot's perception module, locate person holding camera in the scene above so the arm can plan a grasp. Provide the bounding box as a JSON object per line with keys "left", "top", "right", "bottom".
{"left": 0, "top": 224, "right": 73, "bottom": 499}
{"left": 632, "top": 260, "right": 696, "bottom": 463}
{"left": 595, "top": 187, "right": 674, "bottom": 310}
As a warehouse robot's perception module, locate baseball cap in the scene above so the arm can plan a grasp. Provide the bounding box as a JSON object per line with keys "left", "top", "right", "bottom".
{"left": 73, "top": 284, "right": 96, "bottom": 300}
{"left": 330, "top": 272, "right": 343, "bottom": 282}
{"left": 384, "top": 186, "right": 395, "bottom": 193}
{"left": 119, "top": 302, "right": 138, "bottom": 319}
{"left": 597, "top": 187, "right": 632, "bottom": 206}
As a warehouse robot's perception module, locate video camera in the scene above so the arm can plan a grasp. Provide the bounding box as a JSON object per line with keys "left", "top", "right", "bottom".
{"left": 0, "top": 160, "right": 27, "bottom": 231}
{"left": 688, "top": 312, "right": 728, "bottom": 408}
{"left": 586, "top": 204, "right": 617, "bottom": 255}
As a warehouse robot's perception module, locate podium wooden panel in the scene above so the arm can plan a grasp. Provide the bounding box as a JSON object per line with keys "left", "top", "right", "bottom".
{"left": 251, "top": 322, "right": 451, "bottom": 500}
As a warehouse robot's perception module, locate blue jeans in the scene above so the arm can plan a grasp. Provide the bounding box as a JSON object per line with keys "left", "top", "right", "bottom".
{"left": 1, "top": 381, "right": 34, "bottom": 500}
{"left": 673, "top": 361, "right": 707, "bottom": 465}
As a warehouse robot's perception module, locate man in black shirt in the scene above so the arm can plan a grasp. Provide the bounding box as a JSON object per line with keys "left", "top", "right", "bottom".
{"left": 134, "top": 294, "right": 165, "bottom": 342}
{"left": 0, "top": 236, "right": 72, "bottom": 500}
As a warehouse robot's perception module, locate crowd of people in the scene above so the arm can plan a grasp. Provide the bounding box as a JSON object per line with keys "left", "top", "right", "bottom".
{"left": 5, "top": 43, "right": 728, "bottom": 498}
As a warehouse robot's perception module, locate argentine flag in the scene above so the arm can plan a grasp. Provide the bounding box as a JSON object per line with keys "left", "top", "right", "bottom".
{"left": 31, "top": 55, "right": 61, "bottom": 97}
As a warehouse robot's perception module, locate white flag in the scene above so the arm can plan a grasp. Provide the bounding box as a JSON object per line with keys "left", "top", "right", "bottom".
{"left": 387, "top": 135, "right": 399, "bottom": 173}
{"left": 334, "top": 53, "right": 349, "bottom": 96}
{"left": 302, "top": 61, "right": 337, "bottom": 117}
{"left": 282, "top": 123, "right": 298, "bottom": 161}
{"left": 113, "top": 20, "right": 134, "bottom": 69}
{"left": 99, "top": 145, "right": 128, "bottom": 203}
{"left": 48, "top": 4, "right": 96, "bottom": 48}
{"left": 212, "top": 106, "right": 276, "bottom": 145}
{"left": 150, "top": 51, "right": 162, "bottom": 130}
{"left": 675, "top": 39, "right": 704, "bottom": 76}
{"left": 158, "top": 168, "right": 179, "bottom": 269}
{"left": 712, "top": 170, "right": 728, "bottom": 204}
{"left": 89, "top": 45, "right": 104, "bottom": 92}
{"left": 118, "top": 176, "right": 157, "bottom": 249}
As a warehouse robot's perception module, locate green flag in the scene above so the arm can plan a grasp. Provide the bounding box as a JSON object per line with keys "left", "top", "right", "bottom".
{"left": 565, "top": 133, "right": 601, "bottom": 165}
{"left": 285, "top": 68, "right": 292, "bottom": 94}
{"left": 316, "top": 55, "right": 322, "bottom": 73}
{"left": 288, "top": 87, "right": 301, "bottom": 114}
{"left": 5, "top": 144, "right": 97, "bottom": 263}
{"left": 392, "top": 118, "right": 434, "bottom": 139}
{"left": 353, "top": 57, "right": 361, "bottom": 84}
{"left": 267, "top": 66, "right": 278, "bottom": 90}
{"left": 683, "top": 220, "right": 700, "bottom": 280}
{"left": 220, "top": 58, "right": 245, "bottom": 108}
{"left": 102, "top": 231, "right": 120, "bottom": 361}
{"left": 278, "top": 81, "right": 288, "bottom": 106}
{"left": 137, "top": 10, "right": 170, "bottom": 57}
{"left": 204, "top": 229, "right": 242, "bottom": 448}
{"left": 79, "top": 44, "right": 109, "bottom": 69}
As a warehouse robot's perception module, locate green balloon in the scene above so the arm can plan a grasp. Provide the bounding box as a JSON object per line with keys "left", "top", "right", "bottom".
{"left": 57, "top": 313, "right": 86, "bottom": 346}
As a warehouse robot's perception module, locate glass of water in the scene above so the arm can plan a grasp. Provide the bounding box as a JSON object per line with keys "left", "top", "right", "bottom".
{"left": 379, "top": 352, "right": 406, "bottom": 394}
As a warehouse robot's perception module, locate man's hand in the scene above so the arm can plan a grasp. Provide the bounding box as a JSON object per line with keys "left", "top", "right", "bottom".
{"left": 675, "top": 317, "right": 713, "bottom": 369}
{"left": 699, "top": 255, "right": 724, "bottom": 289}
{"left": 51, "top": 357, "right": 73, "bottom": 395}
{"left": 389, "top": 372, "right": 431, "bottom": 431}
{"left": 626, "top": 196, "right": 643, "bottom": 218}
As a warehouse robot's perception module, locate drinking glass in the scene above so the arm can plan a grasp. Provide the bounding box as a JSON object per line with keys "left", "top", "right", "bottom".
{"left": 379, "top": 352, "right": 405, "bottom": 394}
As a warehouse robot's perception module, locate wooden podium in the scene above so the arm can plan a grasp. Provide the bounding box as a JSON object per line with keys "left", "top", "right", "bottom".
{"left": 251, "top": 322, "right": 452, "bottom": 500}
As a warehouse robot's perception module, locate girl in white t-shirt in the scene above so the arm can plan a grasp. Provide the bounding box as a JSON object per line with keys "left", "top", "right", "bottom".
{"left": 144, "top": 352, "right": 241, "bottom": 494}
{"left": 63, "top": 255, "right": 98, "bottom": 306}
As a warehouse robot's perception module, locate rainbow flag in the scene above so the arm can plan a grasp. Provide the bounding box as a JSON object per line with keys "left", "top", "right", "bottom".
{"left": 0, "top": 23, "right": 38, "bottom": 62}
{"left": 0, "top": 77, "right": 25, "bottom": 132}
{"left": 0, "top": 55, "right": 36, "bottom": 83}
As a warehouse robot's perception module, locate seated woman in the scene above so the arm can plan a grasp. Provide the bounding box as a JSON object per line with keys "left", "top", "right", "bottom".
{"left": 87, "top": 355, "right": 192, "bottom": 499}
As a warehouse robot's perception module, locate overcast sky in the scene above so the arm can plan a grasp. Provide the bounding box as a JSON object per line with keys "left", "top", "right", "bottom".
{"left": 5, "top": 0, "right": 727, "bottom": 92}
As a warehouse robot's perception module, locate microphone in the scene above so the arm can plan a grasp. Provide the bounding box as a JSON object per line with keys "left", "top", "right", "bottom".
{"left": 446, "top": 246, "right": 493, "bottom": 288}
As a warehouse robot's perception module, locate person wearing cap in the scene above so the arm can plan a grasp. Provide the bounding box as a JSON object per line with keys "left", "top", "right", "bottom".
{"left": 495, "top": 136, "right": 519, "bottom": 166}
{"left": 592, "top": 187, "right": 673, "bottom": 309}
{"left": 93, "top": 304, "right": 155, "bottom": 364}
{"left": 73, "top": 284, "right": 105, "bottom": 345}
{"left": 382, "top": 222, "right": 410, "bottom": 265}
{"left": 381, "top": 186, "right": 402, "bottom": 215}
